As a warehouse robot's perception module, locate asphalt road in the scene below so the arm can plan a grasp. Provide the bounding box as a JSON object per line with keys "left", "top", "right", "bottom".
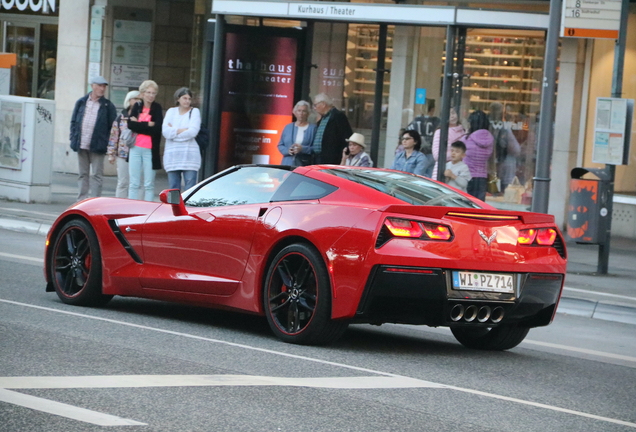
{"left": 1, "top": 230, "right": 635, "bottom": 432}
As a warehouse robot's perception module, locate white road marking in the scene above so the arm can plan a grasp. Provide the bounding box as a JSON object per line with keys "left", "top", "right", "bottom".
{"left": 522, "top": 339, "right": 636, "bottom": 363}
{"left": 0, "top": 375, "right": 442, "bottom": 390}
{"left": 0, "top": 388, "right": 145, "bottom": 426}
{"left": 2, "top": 298, "right": 635, "bottom": 429}
{"left": 0, "top": 252, "right": 43, "bottom": 263}
{"left": 563, "top": 286, "right": 636, "bottom": 302}
{"left": 443, "top": 385, "right": 636, "bottom": 428}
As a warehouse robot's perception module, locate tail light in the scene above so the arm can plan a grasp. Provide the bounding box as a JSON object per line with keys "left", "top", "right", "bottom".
{"left": 536, "top": 228, "right": 557, "bottom": 245}
{"left": 422, "top": 223, "right": 452, "bottom": 240}
{"left": 384, "top": 217, "right": 422, "bottom": 238}
{"left": 377, "top": 217, "right": 453, "bottom": 247}
{"left": 518, "top": 228, "right": 536, "bottom": 244}
{"left": 518, "top": 228, "right": 557, "bottom": 246}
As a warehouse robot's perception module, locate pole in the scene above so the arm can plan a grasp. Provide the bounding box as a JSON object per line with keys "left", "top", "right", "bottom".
{"left": 598, "top": 0, "right": 629, "bottom": 274}
{"left": 203, "top": 15, "right": 225, "bottom": 178}
{"left": 437, "top": 26, "right": 456, "bottom": 182}
{"left": 531, "top": 0, "right": 562, "bottom": 214}
{"left": 370, "top": 24, "right": 388, "bottom": 166}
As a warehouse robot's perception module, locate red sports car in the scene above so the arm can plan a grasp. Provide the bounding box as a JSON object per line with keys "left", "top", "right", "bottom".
{"left": 45, "top": 165, "right": 567, "bottom": 350}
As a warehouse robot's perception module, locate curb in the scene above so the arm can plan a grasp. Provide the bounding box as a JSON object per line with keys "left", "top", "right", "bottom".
{"left": 558, "top": 297, "right": 636, "bottom": 325}
{"left": 0, "top": 218, "right": 51, "bottom": 236}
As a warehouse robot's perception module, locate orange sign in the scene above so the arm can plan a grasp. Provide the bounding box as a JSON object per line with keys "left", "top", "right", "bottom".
{"left": 0, "top": 53, "right": 17, "bottom": 68}
{"left": 563, "top": 28, "right": 619, "bottom": 39}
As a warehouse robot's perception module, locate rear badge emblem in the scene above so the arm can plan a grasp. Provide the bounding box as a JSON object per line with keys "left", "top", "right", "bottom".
{"left": 479, "top": 230, "right": 497, "bottom": 246}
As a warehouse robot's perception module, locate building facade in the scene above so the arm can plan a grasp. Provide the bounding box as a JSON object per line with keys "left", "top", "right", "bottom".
{"left": 1, "top": 0, "right": 635, "bottom": 237}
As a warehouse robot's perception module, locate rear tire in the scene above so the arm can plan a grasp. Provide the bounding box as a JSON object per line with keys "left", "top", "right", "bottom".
{"left": 50, "top": 219, "right": 112, "bottom": 307}
{"left": 451, "top": 324, "right": 529, "bottom": 351}
{"left": 263, "top": 243, "right": 347, "bottom": 345}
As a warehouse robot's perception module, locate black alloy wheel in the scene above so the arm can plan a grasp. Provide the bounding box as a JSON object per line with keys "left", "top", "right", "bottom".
{"left": 51, "top": 219, "right": 112, "bottom": 306}
{"left": 264, "top": 243, "right": 347, "bottom": 345}
{"left": 451, "top": 323, "right": 530, "bottom": 351}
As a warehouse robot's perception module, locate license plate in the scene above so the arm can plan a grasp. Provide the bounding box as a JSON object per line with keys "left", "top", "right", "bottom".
{"left": 452, "top": 271, "right": 514, "bottom": 293}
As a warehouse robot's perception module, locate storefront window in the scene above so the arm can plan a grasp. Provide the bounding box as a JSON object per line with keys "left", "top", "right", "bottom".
{"left": 37, "top": 24, "right": 57, "bottom": 99}
{"left": 344, "top": 24, "right": 393, "bottom": 131}
{"left": 455, "top": 30, "right": 547, "bottom": 209}
{"left": 5, "top": 23, "right": 36, "bottom": 97}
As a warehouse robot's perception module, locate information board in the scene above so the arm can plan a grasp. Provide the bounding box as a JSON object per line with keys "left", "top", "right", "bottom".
{"left": 592, "top": 97, "right": 632, "bottom": 165}
{"left": 561, "top": 0, "right": 621, "bottom": 39}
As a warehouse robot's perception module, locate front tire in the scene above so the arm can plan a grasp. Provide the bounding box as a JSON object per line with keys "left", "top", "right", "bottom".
{"left": 50, "top": 219, "right": 112, "bottom": 307}
{"left": 451, "top": 324, "right": 529, "bottom": 351}
{"left": 263, "top": 243, "right": 347, "bottom": 345}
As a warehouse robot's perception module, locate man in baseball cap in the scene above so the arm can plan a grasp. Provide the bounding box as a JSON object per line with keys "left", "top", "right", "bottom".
{"left": 69, "top": 75, "right": 116, "bottom": 200}
{"left": 340, "top": 132, "right": 373, "bottom": 167}
{"left": 89, "top": 75, "right": 109, "bottom": 85}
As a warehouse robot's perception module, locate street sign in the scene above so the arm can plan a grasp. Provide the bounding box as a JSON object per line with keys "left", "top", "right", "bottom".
{"left": 561, "top": 0, "right": 621, "bottom": 39}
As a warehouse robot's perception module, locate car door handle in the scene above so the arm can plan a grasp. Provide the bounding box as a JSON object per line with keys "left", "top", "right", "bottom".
{"left": 125, "top": 226, "right": 136, "bottom": 232}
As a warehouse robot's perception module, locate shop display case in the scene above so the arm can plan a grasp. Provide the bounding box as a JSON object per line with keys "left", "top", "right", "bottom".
{"left": 461, "top": 34, "right": 546, "bottom": 116}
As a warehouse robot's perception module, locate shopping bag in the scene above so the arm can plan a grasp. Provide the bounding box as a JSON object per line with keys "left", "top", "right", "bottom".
{"left": 487, "top": 173, "right": 500, "bottom": 195}
{"left": 504, "top": 176, "right": 525, "bottom": 203}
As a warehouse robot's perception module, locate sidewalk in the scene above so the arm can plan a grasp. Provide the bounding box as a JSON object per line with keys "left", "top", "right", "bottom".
{"left": 1, "top": 172, "right": 635, "bottom": 326}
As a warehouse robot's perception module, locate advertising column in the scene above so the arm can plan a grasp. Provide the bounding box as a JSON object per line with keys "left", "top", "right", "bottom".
{"left": 218, "top": 30, "right": 299, "bottom": 169}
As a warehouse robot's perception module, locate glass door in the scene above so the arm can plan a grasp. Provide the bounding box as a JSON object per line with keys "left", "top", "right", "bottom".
{"left": 3, "top": 21, "right": 37, "bottom": 97}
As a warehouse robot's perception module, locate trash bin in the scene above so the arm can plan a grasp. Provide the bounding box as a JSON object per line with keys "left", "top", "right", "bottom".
{"left": 567, "top": 167, "right": 611, "bottom": 244}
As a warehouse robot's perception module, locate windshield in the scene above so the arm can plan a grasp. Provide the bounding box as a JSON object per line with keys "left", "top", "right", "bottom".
{"left": 322, "top": 168, "right": 481, "bottom": 208}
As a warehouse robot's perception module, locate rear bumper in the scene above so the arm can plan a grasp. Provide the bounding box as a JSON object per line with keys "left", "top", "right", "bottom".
{"left": 353, "top": 265, "right": 563, "bottom": 328}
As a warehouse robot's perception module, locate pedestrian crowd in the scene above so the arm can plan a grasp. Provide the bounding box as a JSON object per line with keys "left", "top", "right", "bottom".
{"left": 70, "top": 79, "right": 504, "bottom": 203}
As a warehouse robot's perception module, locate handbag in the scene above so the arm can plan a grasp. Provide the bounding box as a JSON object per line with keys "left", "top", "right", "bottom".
{"left": 504, "top": 176, "right": 525, "bottom": 203}
{"left": 120, "top": 126, "right": 137, "bottom": 148}
{"left": 487, "top": 173, "right": 500, "bottom": 195}
{"left": 293, "top": 152, "right": 314, "bottom": 167}
{"left": 189, "top": 109, "right": 209, "bottom": 153}
{"left": 487, "top": 138, "right": 500, "bottom": 195}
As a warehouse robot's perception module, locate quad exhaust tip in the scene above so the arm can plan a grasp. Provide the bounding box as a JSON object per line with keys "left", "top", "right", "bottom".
{"left": 450, "top": 304, "right": 505, "bottom": 324}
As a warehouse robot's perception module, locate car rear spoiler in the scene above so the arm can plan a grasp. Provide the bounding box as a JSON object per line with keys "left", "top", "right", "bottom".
{"left": 377, "top": 205, "right": 556, "bottom": 225}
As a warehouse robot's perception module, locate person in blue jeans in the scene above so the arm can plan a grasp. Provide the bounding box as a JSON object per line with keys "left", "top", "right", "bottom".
{"left": 390, "top": 129, "right": 427, "bottom": 176}
{"left": 162, "top": 87, "right": 201, "bottom": 191}
{"left": 127, "top": 80, "right": 163, "bottom": 201}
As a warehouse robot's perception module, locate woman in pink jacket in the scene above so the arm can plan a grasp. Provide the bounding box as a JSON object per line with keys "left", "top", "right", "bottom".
{"left": 431, "top": 107, "right": 465, "bottom": 180}
{"left": 462, "top": 110, "right": 494, "bottom": 201}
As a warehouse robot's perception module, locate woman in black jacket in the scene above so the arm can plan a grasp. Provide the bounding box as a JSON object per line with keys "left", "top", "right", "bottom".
{"left": 127, "top": 80, "right": 163, "bottom": 201}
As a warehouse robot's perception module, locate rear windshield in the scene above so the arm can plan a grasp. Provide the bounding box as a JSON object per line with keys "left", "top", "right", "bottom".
{"left": 322, "top": 168, "right": 481, "bottom": 208}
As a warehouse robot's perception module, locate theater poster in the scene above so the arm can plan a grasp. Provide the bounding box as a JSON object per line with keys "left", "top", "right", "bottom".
{"left": 219, "top": 30, "right": 299, "bottom": 169}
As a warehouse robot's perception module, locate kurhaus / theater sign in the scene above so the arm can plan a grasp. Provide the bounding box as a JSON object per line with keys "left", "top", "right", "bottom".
{"left": 212, "top": 0, "right": 550, "bottom": 29}
{"left": 1, "top": 0, "right": 56, "bottom": 13}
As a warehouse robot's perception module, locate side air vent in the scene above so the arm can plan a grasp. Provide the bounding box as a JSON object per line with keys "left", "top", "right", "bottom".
{"left": 108, "top": 220, "right": 143, "bottom": 263}
{"left": 552, "top": 235, "right": 566, "bottom": 260}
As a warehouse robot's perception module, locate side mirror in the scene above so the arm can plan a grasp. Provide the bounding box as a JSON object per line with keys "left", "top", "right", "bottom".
{"left": 159, "top": 189, "right": 188, "bottom": 216}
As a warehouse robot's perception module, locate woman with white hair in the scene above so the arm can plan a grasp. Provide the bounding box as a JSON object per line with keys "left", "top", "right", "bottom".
{"left": 107, "top": 90, "right": 141, "bottom": 198}
{"left": 277, "top": 100, "right": 315, "bottom": 166}
{"left": 127, "top": 80, "right": 163, "bottom": 201}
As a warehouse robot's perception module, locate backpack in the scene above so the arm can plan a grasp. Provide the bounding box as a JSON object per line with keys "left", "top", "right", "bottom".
{"left": 189, "top": 109, "right": 210, "bottom": 153}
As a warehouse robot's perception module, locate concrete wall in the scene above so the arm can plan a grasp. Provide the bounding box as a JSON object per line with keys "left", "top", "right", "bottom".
{"left": 53, "top": 0, "right": 91, "bottom": 174}
{"left": 549, "top": 38, "right": 586, "bottom": 230}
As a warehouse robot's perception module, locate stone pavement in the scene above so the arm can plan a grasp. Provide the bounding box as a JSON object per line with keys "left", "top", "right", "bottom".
{"left": 1, "top": 171, "right": 635, "bottom": 326}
